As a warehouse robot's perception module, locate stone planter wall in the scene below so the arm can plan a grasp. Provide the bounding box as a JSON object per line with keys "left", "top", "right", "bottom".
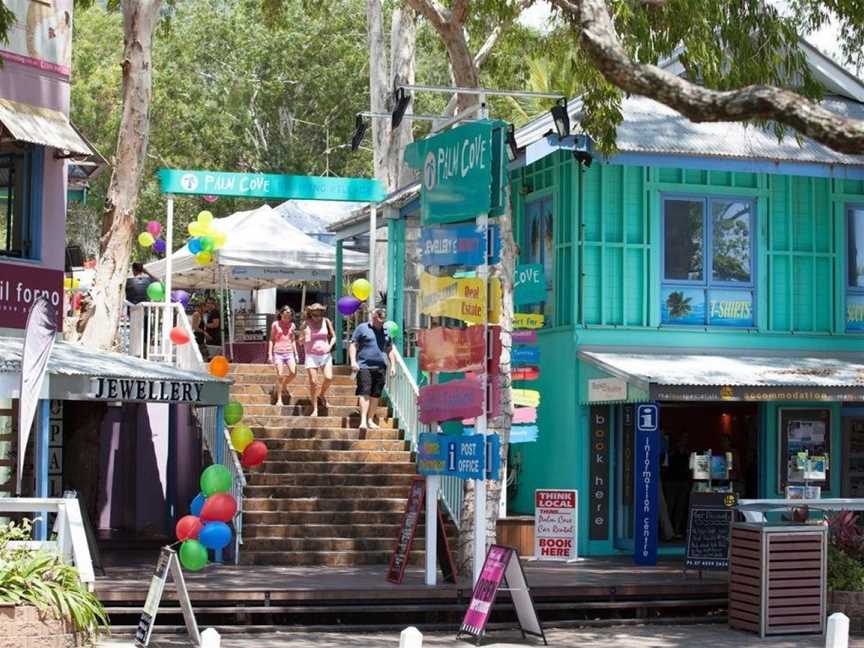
{"left": 829, "top": 591, "right": 864, "bottom": 635}
{"left": 0, "top": 604, "right": 83, "bottom": 648}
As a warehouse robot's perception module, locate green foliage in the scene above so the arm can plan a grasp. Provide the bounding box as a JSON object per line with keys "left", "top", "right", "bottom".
{"left": 0, "top": 519, "right": 109, "bottom": 640}
{"left": 828, "top": 545, "right": 864, "bottom": 592}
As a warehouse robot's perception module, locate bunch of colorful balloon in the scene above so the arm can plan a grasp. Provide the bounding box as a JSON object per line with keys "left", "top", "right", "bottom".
{"left": 138, "top": 220, "right": 167, "bottom": 255}
{"left": 224, "top": 399, "right": 268, "bottom": 468}
{"left": 186, "top": 210, "right": 227, "bottom": 266}
{"left": 336, "top": 279, "right": 400, "bottom": 341}
{"left": 174, "top": 464, "right": 237, "bottom": 571}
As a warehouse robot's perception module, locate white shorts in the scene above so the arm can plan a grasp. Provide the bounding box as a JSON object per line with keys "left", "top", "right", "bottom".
{"left": 305, "top": 352, "right": 333, "bottom": 369}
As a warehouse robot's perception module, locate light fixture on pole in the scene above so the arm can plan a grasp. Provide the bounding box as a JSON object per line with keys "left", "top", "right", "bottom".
{"left": 350, "top": 114, "right": 368, "bottom": 151}
{"left": 391, "top": 87, "right": 411, "bottom": 129}
{"left": 574, "top": 150, "right": 593, "bottom": 168}
{"left": 551, "top": 97, "right": 570, "bottom": 138}
{"left": 506, "top": 124, "right": 518, "bottom": 162}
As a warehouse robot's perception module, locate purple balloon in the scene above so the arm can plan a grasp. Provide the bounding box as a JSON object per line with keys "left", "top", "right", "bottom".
{"left": 171, "top": 290, "right": 190, "bottom": 307}
{"left": 153, "top": 238, "right": 167, "bottom": 255}
{"left": 337, "top": 296, "right": 361, "bottom": 316}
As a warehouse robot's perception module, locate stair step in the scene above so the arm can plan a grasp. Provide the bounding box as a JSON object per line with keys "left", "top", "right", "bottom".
{"left": 244, "top": 485, "right": 411, "bottom": 498}
{"left": 230, "top": 364, "right": 355, "bottom": 376}
{"left": 243, "top": 510, "right": 407, "bottom": 525}
{"left": 229, "top": 403, "right": 388, "bottom": 417}
{"left": 238, "top": 550, "right": 424, "bottom": 567}
{"left": 231, "top": 383, "right": 359, "bottom": 395}
{"left": 244, "top": 497, "right": 409, "bottom": 512}
{"left": 256, "top": 461, "right": 416, "bottom": 475}
{"left": 263, "top": 450, "right": 412, "bottom": 462}
{"left": 246, "top": 473, "right": 416, "bottom": 487}
{"left": 249, "top": 427, "right": 403, "bottom": 441}
{"left": 241, "top": 416, "right": 396, "bottom": 429}
{"left": 243, "top": 524, "right": 406, "bottom": 539}
{"left": 242, "top": 537, "right": 429, "bottom": 552}
{"left": 231, "top": 376, "right": 359, "bottom": 389}
{"left": 254, "top": 439, "right": 409, "bottom": 451}
{"left": 232, "top": 395, "right": 365, "bottom": 407}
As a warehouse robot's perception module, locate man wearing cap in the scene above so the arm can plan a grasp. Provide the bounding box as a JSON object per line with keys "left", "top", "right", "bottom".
{"left": 349, "top": 307, "right": 396, "bottom": 431}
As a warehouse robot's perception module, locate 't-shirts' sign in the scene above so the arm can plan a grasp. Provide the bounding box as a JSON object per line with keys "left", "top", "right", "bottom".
{"left": 0, "top": 262, "right": 63, "bottom": 330}
{"left": 534, "top": 489, "right": 578, "bottom": 561}
{"left": 92, "top": 377, "right": 205, "bottom": 404}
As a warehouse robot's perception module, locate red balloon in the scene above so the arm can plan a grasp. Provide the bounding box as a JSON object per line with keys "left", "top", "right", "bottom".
{"left": 200, "top": 492, "right": 237, "bottom": 522}
{"left": 169, "top": 326, "right": 190, "bottom": 345}
{"left": 175, "top": 515, "right": 203, "bottom": 541}
{"left": 241, "top": 440, "right": 268, "bottom": 468}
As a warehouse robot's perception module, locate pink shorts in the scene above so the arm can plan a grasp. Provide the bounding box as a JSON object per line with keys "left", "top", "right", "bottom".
{"left": 273, "top": 351, "right": 296, "bottom": 368}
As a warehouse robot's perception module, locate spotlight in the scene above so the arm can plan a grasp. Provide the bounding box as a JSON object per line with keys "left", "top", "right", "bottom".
{"left": 551, "top": 97, "right": 570, "bottom": 139}
{"left": 506, "top": 124, "right": 518, "bottom": 162}
{"left": 350, "top": 114, "right": 367, "bottom": 151}
{"left": 391, "top": 87, "right": 411, "bottom": 129}
{"left": 573, "top": 150, "right": 593, "bottom": 168}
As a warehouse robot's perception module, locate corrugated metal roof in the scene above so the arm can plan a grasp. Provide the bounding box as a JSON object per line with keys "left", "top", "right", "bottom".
{"left": 0, "top": 99, "right": 93, "bottom": 156}
{"left": 580, "top": 350, "right": 864, "bottom": 387}
{"left": 0, "top": 336, "right": 227, "bottom": 383}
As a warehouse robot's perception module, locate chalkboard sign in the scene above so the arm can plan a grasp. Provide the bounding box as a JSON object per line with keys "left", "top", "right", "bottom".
{"left": 134, "top": 547, "right": 199, "bottom": 647}
{"left": 684, "top": 492, "right": 738, "bottom": 571}
{"left": 386, "top": 476, "right": 457, "bottom": 584}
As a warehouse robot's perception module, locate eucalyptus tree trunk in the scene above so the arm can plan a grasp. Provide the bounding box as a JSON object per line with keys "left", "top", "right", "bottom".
{"left": 76, "top": 0, "right": 163, "bottom": 350}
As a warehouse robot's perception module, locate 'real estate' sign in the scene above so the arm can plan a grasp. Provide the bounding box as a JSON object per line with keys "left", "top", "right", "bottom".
{"left": 419, "top": 272, "right": 502, "bottom": 325}
{"left": 404, "top": 121, "right": 506, "bottom": 225}
{"left": 0, "top": 262, "right": 63, "bottom": 330}
{"left": 91, "top": 377, "right": 205, "bottom": 404}
{"left": 534, "top": 489, "right": 578, "bottom": 561}
{"left": 158, "top": 168, "right": 385, "bottom": 202}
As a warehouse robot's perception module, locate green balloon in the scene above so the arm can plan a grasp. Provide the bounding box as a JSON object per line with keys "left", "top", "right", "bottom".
{"left": 146, "top": 281, "right": 165, "bottom": 302}
{"left": 179, "top": 539, "right": 208, "bottom": 571}
{"left": 200, "top": 464, "right": 232, "bottom": 496}
{"left": 200, "top": 236, "right": 215, "bottom": 253}
{"left": 384, "top": 320, "right": 400, "bottom": 339}
{"left": 223, "top": 401, "right": 244, "bottom": 426}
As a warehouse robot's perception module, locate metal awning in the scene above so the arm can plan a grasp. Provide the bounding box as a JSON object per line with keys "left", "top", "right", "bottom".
{"left": 0, "top": 337, "right": 230, "bottom": 406}
{"left": 0, "top": 99, "right": 93, "bottom": 156}
{"left": 579, "top": 349, "right": 864, "bottom": 403}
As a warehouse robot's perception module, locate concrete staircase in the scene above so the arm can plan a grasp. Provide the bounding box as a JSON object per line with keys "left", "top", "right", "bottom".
{"left": 229, "top": 363, "right": 437, "bottom": 567}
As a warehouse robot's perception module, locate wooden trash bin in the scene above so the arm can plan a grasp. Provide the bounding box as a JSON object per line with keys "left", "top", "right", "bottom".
{"left": 729, "top": 522, "right": 827, "bottom": 637}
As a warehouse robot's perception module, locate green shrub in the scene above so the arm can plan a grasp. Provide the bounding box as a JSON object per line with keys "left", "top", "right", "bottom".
{"left": 0, "top": 519, "right": 108, "bottom": 641}
{"left": 828, "top": 545, "right": 864, "bottom": 592}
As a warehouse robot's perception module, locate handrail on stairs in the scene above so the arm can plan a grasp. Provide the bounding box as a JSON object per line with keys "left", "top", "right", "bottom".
{"left": 385, "top": 348, "right": 463, "bottom": 529}
{"left": 122, "top": 301, "right": 246, "bottom": 562}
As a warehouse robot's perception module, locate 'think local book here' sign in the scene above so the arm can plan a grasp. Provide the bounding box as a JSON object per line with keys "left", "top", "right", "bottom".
{"left": 534, "top": 489, "right": 578, "bottom": 561}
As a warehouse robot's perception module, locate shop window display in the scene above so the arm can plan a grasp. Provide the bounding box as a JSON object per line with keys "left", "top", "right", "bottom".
{"left": 778, "top": 408, "right": 830, "bottom": 495}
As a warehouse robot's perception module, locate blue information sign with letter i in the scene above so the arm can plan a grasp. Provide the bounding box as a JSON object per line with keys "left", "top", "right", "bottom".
{"left": 634, "top": 404, "right": 660, "bottom": 566}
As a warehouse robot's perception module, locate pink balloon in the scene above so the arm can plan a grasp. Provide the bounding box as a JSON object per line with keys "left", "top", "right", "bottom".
{"left": 147, "top": 220, "right": 162, "bottom": 237}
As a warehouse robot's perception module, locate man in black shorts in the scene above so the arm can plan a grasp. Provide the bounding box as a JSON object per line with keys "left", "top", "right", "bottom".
{"left": 349, "top": 307, "right": 395, "bottom": 431}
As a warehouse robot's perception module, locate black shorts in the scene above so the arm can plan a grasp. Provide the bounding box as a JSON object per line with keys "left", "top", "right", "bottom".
{"left": 356, "top": 368, "right": 386, "bottom": 398}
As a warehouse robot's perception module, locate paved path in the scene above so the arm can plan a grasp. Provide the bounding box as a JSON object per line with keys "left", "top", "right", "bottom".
{"left": 99, "top": 624, "right": 863, "bottom": 647}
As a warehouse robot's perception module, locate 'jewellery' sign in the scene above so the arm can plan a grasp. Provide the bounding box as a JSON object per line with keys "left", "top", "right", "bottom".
{"left": 91, "top": 377, "right": 205, "bottom": 404}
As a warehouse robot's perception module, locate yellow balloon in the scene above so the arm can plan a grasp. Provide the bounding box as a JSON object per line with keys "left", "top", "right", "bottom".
{"left": 351, "top": 278, "right": 371, "bottom": 301}
{"left": 230, "top": 425, "right": 254, "bottom": 453}
{"left": 212, "top": 231, "right": 227, "bottom": 249}
{"left": 138, "top": 231, "right": 155, "bottom": 247}
{"left": 187, "top": 221, "right": 204, "bottom": 237}
{"left": 197, "top": 210, "right": 214, "bottom": 225}
{"left": 63, "top": 277, "right": 72, "bottom": 289}
{"left": 195, "top": 251, "right": 213, "bottom": 265}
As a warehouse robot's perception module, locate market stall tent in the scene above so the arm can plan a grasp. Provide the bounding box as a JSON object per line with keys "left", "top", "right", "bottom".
{"left": 145, "top": 205, "right": 368, "bottom": 289}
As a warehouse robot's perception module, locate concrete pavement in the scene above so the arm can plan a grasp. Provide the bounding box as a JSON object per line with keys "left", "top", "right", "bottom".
{"left": 98, "top": 624, "right": 864, "bottom": 647}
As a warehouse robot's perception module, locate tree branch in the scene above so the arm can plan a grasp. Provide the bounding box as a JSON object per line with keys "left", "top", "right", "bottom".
{"left": 451, "top": 0, "right": 470, "bottom": 26}
{"left": 404, "top": 0, "right": 451, "bottom": 33}
{"left": 549, "top": 0, "right": 864, "bottom": 155}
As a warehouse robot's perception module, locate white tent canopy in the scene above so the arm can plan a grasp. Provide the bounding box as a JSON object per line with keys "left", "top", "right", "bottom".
{"left": 146, "top": 205, "right": 368, "bottom": 289}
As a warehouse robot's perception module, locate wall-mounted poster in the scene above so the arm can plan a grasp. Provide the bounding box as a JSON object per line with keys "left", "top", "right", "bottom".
{"left": 847, "top": 294, "right": 864, "bottom": 332}
{"left": 708, "top": 289, "right": 754, "bottom": 327}
{"left": 661, "top": 287, "right": 705, "bottom": 325}
{"left": 779, "top": 408, "right": 831, "bottom": 494}
{"left": 0, "top": 0, "right": 73, "bottom": 77}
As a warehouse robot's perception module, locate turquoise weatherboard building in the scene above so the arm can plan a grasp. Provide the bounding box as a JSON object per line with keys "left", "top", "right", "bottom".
{"left": 335, "top": 43, "right": 864, "bottom": 558}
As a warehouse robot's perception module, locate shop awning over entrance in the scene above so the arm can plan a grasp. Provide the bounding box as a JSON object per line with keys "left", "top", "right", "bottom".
{"left": 0, "top": 337, "right": 229, "bottom": 405}
{"left": 0, "top": 99, "right": 93, "bottom": 156}
{"left": 579, "top": 349, "right": 864, "bottom": 403}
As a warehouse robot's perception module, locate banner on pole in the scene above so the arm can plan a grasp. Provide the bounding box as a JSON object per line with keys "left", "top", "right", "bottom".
{"left": 634, "top": 404, "right": 660, "bottom": 566}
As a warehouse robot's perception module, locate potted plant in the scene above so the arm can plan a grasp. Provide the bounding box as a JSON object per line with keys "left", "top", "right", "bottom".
{"left": 0, "top": 519, "right": 108, "bottom": 646}
{"left": 827, "top": 511, "right": 864, "bottom": 633}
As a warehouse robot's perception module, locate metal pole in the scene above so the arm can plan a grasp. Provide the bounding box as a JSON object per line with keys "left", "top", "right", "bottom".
{"left": 164, "top": 198, "right": 174, "bottom": 356}
{"left": 334, "top": 242, "right": 344, "bottom": 363}
{"left": 214, "top": 404, "right": 224, "bottom": 563}
{"left": 368, "top": 204, "right": 377, "bottom": 313}
{"left": 425, "top": 474, "right": 439, "bottom": 586}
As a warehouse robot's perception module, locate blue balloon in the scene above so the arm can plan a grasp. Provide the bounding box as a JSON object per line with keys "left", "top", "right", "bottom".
{"left": 199, "top": 521, "right": 232, "bottom": 551}
{"left": 188, "top": 237, "right": 203, "bottom": 254}
{"left": 190, "top": 492, "right": 207, "bottom": 517}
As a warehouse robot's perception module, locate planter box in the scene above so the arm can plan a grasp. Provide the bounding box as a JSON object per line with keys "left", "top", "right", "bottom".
{"left": 829, "top": 591, "right": 864, "bottom": 635}
{"left": 0, "top": 604, "right": 83, "bottom": 648}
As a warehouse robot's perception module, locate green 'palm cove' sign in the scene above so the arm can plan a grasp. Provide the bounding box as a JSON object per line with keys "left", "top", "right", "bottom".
{"left": 405, "top": 120, "right": 506, "bottom": 225}
{"left": 158, "top": 169, "right": 386, "bottom": 202}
